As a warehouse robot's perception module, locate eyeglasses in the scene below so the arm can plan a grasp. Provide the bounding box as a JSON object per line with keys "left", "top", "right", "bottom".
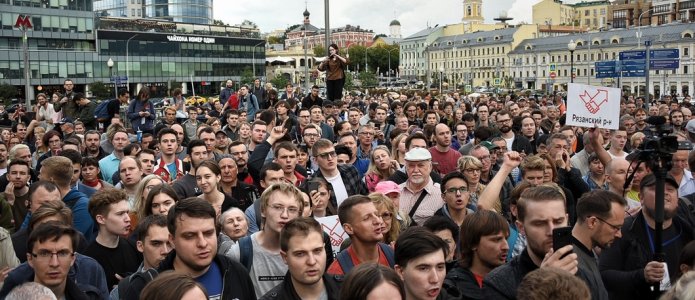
{"left": 268, "top": 205, "right": 300, "bottom": 216}
{"left": 497, "top": 118, "right": 512, "bottom": 124}
{"left": 304, "top": 133, "right": 320, "bottom": 138}
{"left": 463, "top": 168, "right": 481, "bottom": 174}
{"left": 445, "top": 186, "right": 469, "bottom": 194}
{"left": 380, "top": 212, "right": 393, "bottom": 220}
{"left": 317, "top": 151, "right": 337, "bottom": 159}
{"left": 31, "top": 250, "right": 74, "bottom": 261}
{"left": 594, "top": 216, "right": 622, "bottom": 232}
{"left": 359, "top": 132, "right": 374, "bottom": 136}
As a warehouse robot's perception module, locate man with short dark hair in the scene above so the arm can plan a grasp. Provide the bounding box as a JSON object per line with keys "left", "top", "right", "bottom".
{"left": 495, "top": 110, "right": 533, "bottom": 155}
{"left": 172, "top": 140, "right": 207, "bottom": 199}
{"left": 153, "top": 128, "right": 183, "bottom": 183}
{"left": 572, "top": 190, "right": 626, "bottom": 300}
{"left": 445, "top": 211, "right": 509, "bottom": 299}
{"left": 121, "top": 197, "right": 256, "bottom": 300}
{"left": 327, "top": 195, "right": 392, "bottom": 275}
{"left": 311, "top": 139, "right": 367, "bottom": 207}
{"left": 394, "top": 226, "right": 453, "bottom": 300}
{"left": 260, "top": 217, "right": 340, "bottom": 300}
{"left": 301, "top": 85, "right": 323, "bottom": 111}
{"left": 483, "top": 185, "right": 578, "bottom": 299}
{"left": 84, "top": 130, "right": 107, "bottom": 160}
{"left": 85, "top": 188, "right": 141, "bottom": 289}
{"left": 99, "top": 129, "right": 130, "bottom": 185}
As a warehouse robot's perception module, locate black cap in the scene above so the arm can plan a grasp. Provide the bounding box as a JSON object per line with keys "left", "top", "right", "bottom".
{"left": 640, "top": 174, "right": 679, "bottom": 190}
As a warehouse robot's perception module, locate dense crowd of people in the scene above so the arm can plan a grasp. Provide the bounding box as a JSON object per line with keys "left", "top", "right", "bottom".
{"left": 2, "top": 76, "right": 695, "bottom": 300}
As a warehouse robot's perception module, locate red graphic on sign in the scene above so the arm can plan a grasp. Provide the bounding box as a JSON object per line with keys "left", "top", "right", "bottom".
{"left": 580, "top": 89, "right": 609, "bottom": 114}
{"left": 14, "top": 15, "right": 32, "bottom": 29}
{"left": 321, "top": 221, "right": 344, "bottom": 247}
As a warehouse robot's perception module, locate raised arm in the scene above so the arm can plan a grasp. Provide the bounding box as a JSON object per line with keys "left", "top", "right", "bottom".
{"left": 478, "top": 151, "right": 522, "bottom": 212}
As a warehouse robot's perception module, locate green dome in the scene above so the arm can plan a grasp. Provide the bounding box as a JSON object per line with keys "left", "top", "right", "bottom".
{"left": 390, "top": 19, "right": 400, "bottom": 26}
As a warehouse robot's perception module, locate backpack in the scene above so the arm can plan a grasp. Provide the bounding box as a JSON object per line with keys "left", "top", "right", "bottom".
{"left": 336, "top": 243, "right": 395, "bottom": 274}
{"left": 118, "top": 268, "right": 159, "bottom": 300}
{"left": 239, "top": 235, "right": 254, "bottom": 271}
{"left": 94, "top": 99, "right": 113, "bottom": 122}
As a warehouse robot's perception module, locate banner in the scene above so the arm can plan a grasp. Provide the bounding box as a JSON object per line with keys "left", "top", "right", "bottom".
{"left": 566, "top": 83, "right": 621, "bottom": 129}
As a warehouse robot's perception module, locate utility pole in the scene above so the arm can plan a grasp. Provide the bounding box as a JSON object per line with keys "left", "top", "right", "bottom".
{"left": 14, "top": 15, "right": 33, "bottom": 107}
{"left": 645, "top": 40, "right": 652, "bottom": 109}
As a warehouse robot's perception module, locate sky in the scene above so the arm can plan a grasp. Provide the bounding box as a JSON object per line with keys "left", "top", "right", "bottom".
{"left": 212, "top": 0, "right": 568, "bottom": 38}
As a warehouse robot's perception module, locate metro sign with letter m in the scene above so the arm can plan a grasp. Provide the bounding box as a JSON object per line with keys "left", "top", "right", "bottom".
{"left": 14, "top": 15, "right": 32, "bottom": 30}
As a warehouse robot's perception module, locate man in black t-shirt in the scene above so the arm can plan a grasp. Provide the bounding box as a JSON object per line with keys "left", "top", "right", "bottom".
{"left": 84, "top": 188, "right": 142, "bottom": 289}
{"left": 172, "top": 139, "right": 207, "bottom": 199}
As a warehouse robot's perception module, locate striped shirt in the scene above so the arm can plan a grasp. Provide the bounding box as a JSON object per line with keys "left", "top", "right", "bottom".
{"left": 398, "top": 179, "right": 444, "bottom": 226}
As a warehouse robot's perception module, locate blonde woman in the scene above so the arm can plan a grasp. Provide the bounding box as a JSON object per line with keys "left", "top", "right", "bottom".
{"left": 391, "top": 133, "right": 408, "bottom": 167}
{"left": 364, "top": 145, "right": 397, "bottom": 193}
{"left": 369, "top": 192, "right": 401, "bottom": 245}
{"left": 131, "top": 174, "right": 164, "bottom": 228}
{"left": 457, "top": 155, "right": 490, "bottom": 210}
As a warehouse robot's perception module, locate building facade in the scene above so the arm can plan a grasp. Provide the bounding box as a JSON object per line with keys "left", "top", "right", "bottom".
{"left": 0, "top": 0, "right": 262, "bottom": 100}
{"left": 399, "top": 27, "right": 443, "bottom": 82}
{"left": 508, "top": 22, "right": 695, "bottom": 97}
{"left": 94, "top": 0, "right": 213, "bottom": 25}
{"left": 426, "top": 25, "right": 539, "bottom": 88}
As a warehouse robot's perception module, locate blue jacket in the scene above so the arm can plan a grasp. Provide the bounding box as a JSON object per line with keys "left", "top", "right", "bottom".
{"left": 0, "top": 253, "right": 109, "bottom": 299}
{"left": 241, "top": 93, "right": 260, "bottom": 122}
{"left": 127, "top": 99, "right": 156, "bottom": 132}
{"left": 63, "top": 189, "right": 96, "bottom": 242}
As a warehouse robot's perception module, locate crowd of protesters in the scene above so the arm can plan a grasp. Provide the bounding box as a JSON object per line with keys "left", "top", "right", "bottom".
{"left": 3, "top": 76, "right": 695, "bottom": 300}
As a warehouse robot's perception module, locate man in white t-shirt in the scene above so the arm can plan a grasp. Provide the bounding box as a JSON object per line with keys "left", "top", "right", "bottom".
{"left": 310, "top": 139, "right": 367, "bottom": 207}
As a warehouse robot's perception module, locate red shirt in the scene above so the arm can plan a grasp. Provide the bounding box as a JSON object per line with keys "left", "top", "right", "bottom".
{"left": 429, "top": 146, "right": 462, "bottom": 176}
{"left": 327, "top": 245, "right": 392, "bottom": 275}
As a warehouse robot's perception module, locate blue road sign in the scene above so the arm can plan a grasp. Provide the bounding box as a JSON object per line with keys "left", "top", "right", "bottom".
{"left": 650, "top": 59, "right": 680, "bottom": 70}
{"left": 650, "top": 49, "right": 679, "bottom": 59}
{"left": 595, "top": 61, "right": 618, "bottom": 78}
{"left": 620, "top": 50, "right": 646, "bottom": 60}
{"left": 622, "top": 70, "right": 646, "bottom": 77}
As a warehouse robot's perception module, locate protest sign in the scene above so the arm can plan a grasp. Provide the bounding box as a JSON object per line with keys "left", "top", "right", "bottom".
{"left": 316, "top": 215, "right": 347, "bottom": 256}
{"left": 566, "top": 83, "right": 621, "bottom": 129}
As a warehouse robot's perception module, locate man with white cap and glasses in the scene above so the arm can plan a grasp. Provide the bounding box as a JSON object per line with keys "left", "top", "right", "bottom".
{"left": 398, "top": 148, "right": 443, "bottom": 226}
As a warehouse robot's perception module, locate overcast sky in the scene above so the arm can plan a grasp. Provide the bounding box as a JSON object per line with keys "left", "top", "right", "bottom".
{"left": 213, "top": 0, "right": 570, "bottom": 38}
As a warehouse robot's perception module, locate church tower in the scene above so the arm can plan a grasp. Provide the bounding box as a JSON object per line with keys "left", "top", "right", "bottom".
{"left": 389, "top": 19, "right": 401, "bottom": 38}
{"left": 462, "top": 0, "right": 484, "bottom": 24}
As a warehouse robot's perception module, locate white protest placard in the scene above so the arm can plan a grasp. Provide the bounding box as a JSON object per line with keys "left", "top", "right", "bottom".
{"left": 316, "top": 215, "right": 347, "bottom": 257}
{"left": 566, "top": 83, "right": 621, "bottom": 129}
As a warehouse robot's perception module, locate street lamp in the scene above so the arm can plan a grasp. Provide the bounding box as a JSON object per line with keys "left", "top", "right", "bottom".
{"left": 387, "top": 48, "right": 398, "bottom": 87}
{"left": 252, "top": 40, "right": 266, "bottom": 80}
{"left": 107, "top": 58, "right": 117, "bottom": 100}
{"left": 637, "top": 9, "right": 654, "bottom": 49}
{"left": 439, "top": 66, "right": 445, "bottom": 92}
{"left": 125, "top": 34, "right": 140, "bottom": 92}
{"left": 568, "top": 39, "right": 576, "bottom": 84}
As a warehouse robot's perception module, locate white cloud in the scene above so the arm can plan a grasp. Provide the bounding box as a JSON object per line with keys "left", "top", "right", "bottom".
{"left": 213, "top": 0, "right": 522, "bottom": 37}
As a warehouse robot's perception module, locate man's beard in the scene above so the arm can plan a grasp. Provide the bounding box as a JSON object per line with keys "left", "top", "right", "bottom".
{"left": 644, "top": 204, "right": 678, "bottom": 222}
{"left": 500, "top": 125, "right": 511, "bottom": 133}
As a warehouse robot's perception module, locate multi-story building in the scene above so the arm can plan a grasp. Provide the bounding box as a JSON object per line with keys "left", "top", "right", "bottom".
{"left": 94, "top": 0, "right": 213, "bottom": 25}
{"left": 508, "top": 22, "right": 695, "bottom": 97}
{"left": 426, "top": 25, "right": 539, "bottom": 88}
{"left": 0, "top": 0, "right": 262, "bottom": 100}
{"left": 284, "top": 9, "right": 374, "bottom": 51}
{"left": 399, "top": 27, "right": 444, "bottom": 82}
{"left": 573, "top": 1, "right": 610, "bottom": 30}
{"left": 533, "top": 0, "right": 577, "bottom": 28}
{"left": 609, "top": 0, "right": 651, "bottom": 29}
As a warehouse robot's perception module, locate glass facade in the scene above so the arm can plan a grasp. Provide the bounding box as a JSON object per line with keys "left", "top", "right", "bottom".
{"left": 0, "top": 2, "right": 264, "bottom": 99}
{"left": 0, "top": 0, "right": 93, "bottom": 11}
{"left": 144, "top": 0, "right": 212, "bottom": 24}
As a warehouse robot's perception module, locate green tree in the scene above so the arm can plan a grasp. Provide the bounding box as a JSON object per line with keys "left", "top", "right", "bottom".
{"left": 0, "top": 83, "right": 17, "bottom": 104}
{"left": 89, "top": 81, "right": 111, "bottom": 99}
{"left": 267, "top": 36, "right": 284, "bottom": 45}
{"left": 270, "top": 74, "right": 289, "bottom": 90}
{"left": 313, "top": 45, "right": 326, "bottom": 57}
{"left": 212, "top": 19, "right": 228, "bottom": 26}
{"left": 344, "top": 73, "right": 354, "bottom": 90}
{"left": 240, "top": 67, "right": 254, "bottom": 86}
{"left": 358, "top": 71, "right": 377, "bottom": 88}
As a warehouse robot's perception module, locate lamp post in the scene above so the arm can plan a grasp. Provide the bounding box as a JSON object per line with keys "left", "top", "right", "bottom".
{"left": 568, "top": 39, "right": 576, "bottom": 84}
{"left": 107, "top": 58, "right": 117, "bottom": 100}
{"left": 387, "top": 48, "right": 398, "bottom": 87}
{"left": 125, "top": 34, "right": 139, "bottom": 92}
{"left": 252, "top": 40, "right": 266, "bottom": 81}
{"left": 637, "top": 9, "right": 654, "bottom": 49}
{"left": 439, "top": 66, "right": 444, "bottom": 92}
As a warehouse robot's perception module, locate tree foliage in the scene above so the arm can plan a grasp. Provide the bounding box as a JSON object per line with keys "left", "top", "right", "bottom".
{"left": 341, "top": 44, "right": 399, "bottom": 76}
{"left": 270, "top": 74, "right": 289, "bottom": 90}
{"left": 240, "top": 67, "right": 254, "bottom": 86}
{"left": 358, "top": 71, "right": 377, "bottom": 88}
{"left": 88, "top": 81, "right": 111, "bottom": 99}
{"left": 267, "top": 36, "right": 284, "bottom": 45}
{"left": 212, "top": 19, "right": 228, "bottom": 26}
{"left": 313, "top": 45, "right": 326, "bottom": 57}
{"left": 0, "top": 83, "right": 17, "bottom": 103}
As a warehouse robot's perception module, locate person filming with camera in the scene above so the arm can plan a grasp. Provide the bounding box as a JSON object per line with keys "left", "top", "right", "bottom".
{"left": 318, "top": 43, "right": 348, "bottom": 101}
